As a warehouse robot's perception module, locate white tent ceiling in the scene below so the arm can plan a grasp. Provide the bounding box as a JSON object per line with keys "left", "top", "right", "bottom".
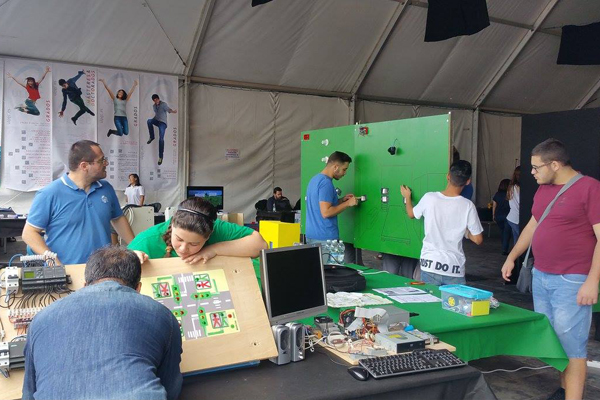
{"left": 1, "top": 0, "right": 600, "bottom": 113}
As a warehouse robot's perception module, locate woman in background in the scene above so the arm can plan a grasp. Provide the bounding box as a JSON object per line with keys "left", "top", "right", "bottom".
{"left": 492, "top": 179, "right": 511, "bottom": 255}
{"left": 125, "top": 174, "right": 145, "bottom": 206}
{"left": 128, "top": 197, "right": 266, "bottom": 264}
{"left": 99, "top": 78, "right": 138, "bottom": 137}
{"left": 506, "top": 167, "right": 521, "bottom": 247}
{"left": 7, "top": 66, "right": 50, "bottom": 116}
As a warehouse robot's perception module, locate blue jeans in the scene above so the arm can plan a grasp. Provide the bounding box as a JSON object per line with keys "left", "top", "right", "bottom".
{"left": 506, "top": 220, "right": 520, "bottom": 246}
{"left": 147, "top": 118, "right": 167, "bottom": 158}
{"left": 532, "top": 268, "right": 592, "bottom": 358}
{"left": 113, "top": 116, "right": 129, "bottom": 136}
{"left": 23, "top": 99, "right": 40, "bottom": 116}
{"left": 421, "top": 270, "right": 466, "bottom": 286}
{"left": 495, "top": 216, "right": 511, "bottom": 253}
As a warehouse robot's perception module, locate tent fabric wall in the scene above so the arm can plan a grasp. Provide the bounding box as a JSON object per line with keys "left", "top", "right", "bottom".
{"left": 476, "top": 112, "right": 521, "bottom": 208}
{"left": 188, "top": 84, "right": 349, "bottom": 222}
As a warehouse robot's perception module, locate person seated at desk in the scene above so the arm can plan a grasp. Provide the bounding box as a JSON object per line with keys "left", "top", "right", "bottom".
{"left": 266, "top": 187, "right": 292, "bottom": 211}
{"left": 22, "top": 247, "right": 182, "bottom": 400}
{"left": 400, "top": 160, "right": 484, "bottom": 286}
{"left": 129, "top": 197, "right": 267, "bottom": 263}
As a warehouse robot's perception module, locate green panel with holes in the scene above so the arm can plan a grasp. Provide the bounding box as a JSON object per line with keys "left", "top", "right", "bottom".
{"left": 301, "top": 114, "right": 451, "bottom": 257}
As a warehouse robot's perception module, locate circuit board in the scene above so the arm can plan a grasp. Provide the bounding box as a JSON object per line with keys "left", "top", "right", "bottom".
{"left": 140, "top": 269, "right": 240, "bottom": 341}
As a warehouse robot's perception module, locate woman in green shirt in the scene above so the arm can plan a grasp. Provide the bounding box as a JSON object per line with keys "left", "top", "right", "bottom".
{"left": 128, "top": 198, "right": 266, "bottom": 264}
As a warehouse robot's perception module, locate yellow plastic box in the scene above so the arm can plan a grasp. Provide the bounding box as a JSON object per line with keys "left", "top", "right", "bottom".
{"left": 259, "top": 221, "right": 301, "bottom": 248}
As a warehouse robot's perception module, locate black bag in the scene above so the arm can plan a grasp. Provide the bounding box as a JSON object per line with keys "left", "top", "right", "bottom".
{"left": 516, "top": 174, "right": 583, "bottom": 293}
{"left": 324, "top": 265, "right": 366, "bottom": 293}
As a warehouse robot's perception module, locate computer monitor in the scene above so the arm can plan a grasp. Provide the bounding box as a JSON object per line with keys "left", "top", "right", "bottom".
{"left": 186, "top": 186, "right": 224, "bottom": 211}
{"left": 260, "top": 244, "right": 328, "bottom": 325}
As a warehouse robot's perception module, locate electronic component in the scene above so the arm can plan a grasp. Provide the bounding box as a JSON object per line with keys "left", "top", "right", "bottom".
{"left": 408, "top": 329, "right": 439, "bottom": 345}
{"left": 371, "top": 305, "right": 410, "bottom": 333}
{"left": 0, "top": 342, "right": 8, "bottom": 370}
{"left": 314, "top": 316, "right": 339, "bottom": 335}
{"left": 375, "top": 331, "right": 425, "bottom": 353}
{"left": 359, "top": 349, "right": 466, "bottom": 379}
{"left": 9, "top": 308, "right": 43, "bottom": 331}
{"left": 21, "top": 265, "right": 67, "bottom": 291}
{"left": 8, "top": 340, "right": 26, "bottom": 370}
{"left": 3, "top": 267, "right": 19, "bottom": 291}
{"left": 0, "top": 340, "right": 25, "bottom": 377}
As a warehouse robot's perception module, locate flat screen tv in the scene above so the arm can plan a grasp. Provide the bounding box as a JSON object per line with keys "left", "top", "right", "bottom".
{"left": 186, "top": 186, "right": 224, "bottom": 211}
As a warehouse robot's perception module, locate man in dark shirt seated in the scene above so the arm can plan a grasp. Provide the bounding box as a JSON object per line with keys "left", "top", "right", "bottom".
{"left": 22, "top": 247, "right": 182, "bottom": 400}
{"left": 266, "top": 187, "right": 292, "bottom": 211}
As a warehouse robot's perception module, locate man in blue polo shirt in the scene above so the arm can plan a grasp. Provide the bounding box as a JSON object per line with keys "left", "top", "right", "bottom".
{"left": 22, "top": 140, "right": 135, "bottom": 265}
{"left": 305, "top": 151, "right": 358, "bottom": 264}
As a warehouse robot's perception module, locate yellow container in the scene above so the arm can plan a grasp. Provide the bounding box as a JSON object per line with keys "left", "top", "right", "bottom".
{"left": 259, "top": 221, "right": 301, "bottom": 248}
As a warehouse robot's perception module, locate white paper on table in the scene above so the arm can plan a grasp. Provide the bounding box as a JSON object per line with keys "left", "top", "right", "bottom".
{"left": 374, "top": 287, "right": 427, "bottom": 296}
{"left": 390, "top": 294, "right": 441, "bottom": 304}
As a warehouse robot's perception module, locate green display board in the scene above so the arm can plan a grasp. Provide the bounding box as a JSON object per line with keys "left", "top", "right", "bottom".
{"left": 301, "top": 114, "right": 451, "bottom": 258}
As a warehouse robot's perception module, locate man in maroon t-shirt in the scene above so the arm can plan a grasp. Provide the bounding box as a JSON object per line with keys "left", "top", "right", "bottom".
{"left": 502, "top": 139, "right": 600, "bottom": 400}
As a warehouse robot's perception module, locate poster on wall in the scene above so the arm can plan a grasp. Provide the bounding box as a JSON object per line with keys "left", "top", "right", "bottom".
{"left": 139, "top": 73, "right": 178, "bottom": 191}
{"left": 51, "top": 63, "right": 97, "bottom": 179}
{"left": 97, "top": 68, "right": 140, "bottom": 190}
{"left": 3, "top": 59, "right": 52, "bottom": 191}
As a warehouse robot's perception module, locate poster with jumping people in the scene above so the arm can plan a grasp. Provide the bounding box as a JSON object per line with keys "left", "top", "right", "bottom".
{"left": 97, "top": 68, "right": 140, "bottom": 190}
{"left": 3, "top": 59, "right": 52, "bottom": 190}
{"left": 139, "top": 73, "right": 178, "bottom": 191}
{"left": 52, "top": 63, "right": 97, "bottom": 179}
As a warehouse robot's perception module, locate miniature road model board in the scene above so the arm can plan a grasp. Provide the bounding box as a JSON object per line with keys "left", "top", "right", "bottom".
{"left": 141, "top": 269, "right": 239, "bottom": 341}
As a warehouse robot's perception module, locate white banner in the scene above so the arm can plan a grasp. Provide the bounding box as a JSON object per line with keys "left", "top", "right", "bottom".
{"left": 139, "top": 73, "right": 178, "bottom": 191}
{"left": 97, "top": 68, "right": 140, "bottom": 190}
{"left": 52, "top": 64, "right": 97, "bottom": 179}
{"left": 3, "top": 59, "right": 52, "bottom": 191}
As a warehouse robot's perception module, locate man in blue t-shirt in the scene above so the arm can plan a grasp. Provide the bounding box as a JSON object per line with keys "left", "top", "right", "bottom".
{"left": 22, "top": 140, "right": 135, "bottom": 265}
{"left": 305, "top": 151, "right": 358, "bottom": 262}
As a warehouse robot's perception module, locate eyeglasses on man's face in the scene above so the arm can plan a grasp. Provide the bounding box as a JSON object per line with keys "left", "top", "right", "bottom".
{"left": 89, "top": 156, "right": 108, "bottom": 165}
{"left": 531, "top": 162, "right": 552, "bottom": 172}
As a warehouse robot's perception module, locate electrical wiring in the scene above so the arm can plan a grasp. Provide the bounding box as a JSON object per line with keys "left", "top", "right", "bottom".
{"left": 480, "top": 365, "right": 554, "bottom": 374}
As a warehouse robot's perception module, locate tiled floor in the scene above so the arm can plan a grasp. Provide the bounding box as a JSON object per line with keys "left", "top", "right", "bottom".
{"left": 3, "top": 232, "right": 600, "bottom": 399}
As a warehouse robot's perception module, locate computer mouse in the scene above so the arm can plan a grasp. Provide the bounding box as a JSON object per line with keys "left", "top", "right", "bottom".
{"left": 347, "top": 366, "right": 370, "bottom": 381}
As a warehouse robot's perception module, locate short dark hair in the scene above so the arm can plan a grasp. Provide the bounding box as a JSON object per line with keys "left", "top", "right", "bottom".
{"left": 152, "top": 94, "right": 160, "bottom": 101}
{"left": 449, "top": 160, "right": 472, "bottom": 187}
{"left": 68, "top": 140, "right": 100, "bottom": 171}
{"left": 531, "top": 138, "right": 571, "bottom": 166}
{"left": 85, "top": 247, "right": 141, "bottom": 289}
{"left": 273, "top": 187, "right": 282, "bottom": 193}
{"left": 58, "top": 79, "right": 66, "bottom": 86}
{"left": 327, "top": 151, "right": 352, "bottom": 165}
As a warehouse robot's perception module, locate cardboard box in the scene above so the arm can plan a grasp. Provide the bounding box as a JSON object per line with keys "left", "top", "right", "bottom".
{"left": 218, "top": 213, "right": 244, "bottom": 226}
{"left": 259, "top": 221, "right": 301, "bottom": 248}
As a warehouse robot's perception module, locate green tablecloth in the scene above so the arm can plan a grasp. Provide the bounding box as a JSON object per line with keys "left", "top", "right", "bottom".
{"left": 252, "top": 260, "right": 568, "bottom": 371}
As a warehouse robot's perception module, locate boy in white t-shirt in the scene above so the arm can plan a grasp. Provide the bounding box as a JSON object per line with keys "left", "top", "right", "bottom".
{"left": 400, "top": 160, "right": 484, "bottom": 286}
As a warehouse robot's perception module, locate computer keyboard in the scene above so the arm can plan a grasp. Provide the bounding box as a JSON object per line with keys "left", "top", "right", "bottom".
{"left": 358, "top": 349, "right": 466, "bottom": 379}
